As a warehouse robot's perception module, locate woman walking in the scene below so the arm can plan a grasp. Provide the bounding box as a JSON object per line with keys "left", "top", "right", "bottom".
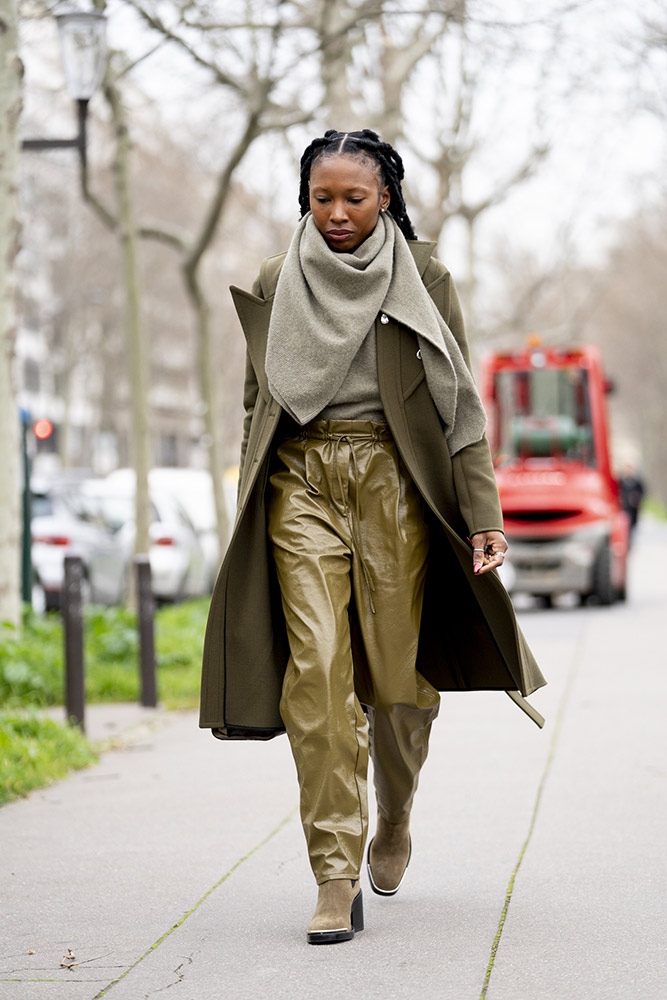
{"left": 200, "top": 129, "right": 545, "bottom": 945}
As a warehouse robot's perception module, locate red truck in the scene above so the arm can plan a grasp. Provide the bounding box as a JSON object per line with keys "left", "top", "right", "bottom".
{"left": 479, "top": 341, "right": 629, "bottom": 606}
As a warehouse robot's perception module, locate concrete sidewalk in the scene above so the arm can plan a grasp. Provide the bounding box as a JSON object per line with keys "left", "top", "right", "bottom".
{"left": 44, "top": 702, "right": 171, "bottom": 747}
{"left": 1, "top": 523, "right": 666, "bottom": 999}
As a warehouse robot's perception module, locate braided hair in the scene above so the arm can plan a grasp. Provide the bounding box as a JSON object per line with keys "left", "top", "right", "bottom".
{"left": 298, "top": 129, "right": 417, "bottom": 241}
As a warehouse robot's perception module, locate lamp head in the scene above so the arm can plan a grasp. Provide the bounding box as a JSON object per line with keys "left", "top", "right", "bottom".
{"left": 55, "top": 11, "right": 107, "bottom": 101}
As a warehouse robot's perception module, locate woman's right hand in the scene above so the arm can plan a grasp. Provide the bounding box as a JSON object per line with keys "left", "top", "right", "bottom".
{"left": 470, "top": 531, "right": 508, "bottom": 575}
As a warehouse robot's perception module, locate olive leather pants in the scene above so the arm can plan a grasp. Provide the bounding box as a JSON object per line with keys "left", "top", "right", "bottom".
{"left": 268, "top": 420, "right": 440, "bottom": 884}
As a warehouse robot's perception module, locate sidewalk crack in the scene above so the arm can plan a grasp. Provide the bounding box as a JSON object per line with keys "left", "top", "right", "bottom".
{"left": 148, "top": 954, "right": 192, "bottom": 994}
{"left": 479, "top": 621, "right": 588, "bottom": 999}
{"left": 91, "top": 807, "right": 296, "bottom": 999}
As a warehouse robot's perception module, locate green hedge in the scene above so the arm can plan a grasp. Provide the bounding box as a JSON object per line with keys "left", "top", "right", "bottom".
{"left": 0, "top": 598, "right": 209, "bottom": 711}
{"left": 0, "top": 712, "right": 98, "bottom": 806}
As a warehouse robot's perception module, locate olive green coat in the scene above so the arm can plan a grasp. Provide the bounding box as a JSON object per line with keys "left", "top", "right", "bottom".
{"left": 200, "top": 240, "right": 546, "bottom": 738}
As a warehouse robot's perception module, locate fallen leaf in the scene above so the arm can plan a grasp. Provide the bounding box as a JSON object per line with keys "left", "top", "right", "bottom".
{"left": 27, "top": 950, "right": 35, "bottom": 955}
{"left": 60, "top": 948, "right": 77, "bottom": 969}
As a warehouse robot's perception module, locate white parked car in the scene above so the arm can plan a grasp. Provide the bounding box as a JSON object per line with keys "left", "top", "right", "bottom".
{"left": 105, "top": 467, "right": 237, "bottom": 588}
{"left": 77, "top": 478, "right": 209, "bottom": 604}
{"left": 31, "top": 484, "right": 114, "bottom": 611}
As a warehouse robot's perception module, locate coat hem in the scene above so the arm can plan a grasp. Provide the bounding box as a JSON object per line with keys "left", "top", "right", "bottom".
{"left": 209, "top": 724, "right": 286, "bottom": 741}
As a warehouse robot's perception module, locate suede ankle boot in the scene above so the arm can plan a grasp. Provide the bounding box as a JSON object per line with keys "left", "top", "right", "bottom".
{"left": 367, "top": 815, "right": 411, "bottom": 895}
{"left": 307, "top": 879, "right": 364, "bottom": 945}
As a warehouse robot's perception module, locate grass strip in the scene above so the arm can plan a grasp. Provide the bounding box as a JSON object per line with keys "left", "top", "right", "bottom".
{"left": 0, "top": 597, "right": 209, "bottom": 805}
{"left": 479, "top": 624, "right": 588, "bottom": 999}
{"left": 0, "top": 712, "right": 98, "bottom": 806}
{"left": 0, "top": 598, "right": 209, "bottom": 711}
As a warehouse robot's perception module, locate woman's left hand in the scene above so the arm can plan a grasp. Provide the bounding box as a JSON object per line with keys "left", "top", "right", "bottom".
{"left": 471, "top": 531, "right": 508, "bottom": 575}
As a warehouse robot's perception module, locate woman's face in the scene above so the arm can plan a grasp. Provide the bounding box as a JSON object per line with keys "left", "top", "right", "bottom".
{"left": 308, "top": 154, "right": 390, "bottom": 252}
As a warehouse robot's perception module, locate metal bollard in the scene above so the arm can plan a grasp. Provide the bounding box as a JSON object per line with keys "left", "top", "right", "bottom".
{"left": 62, "top": 556, "right": 85, "bottom": 731}
{"left": 134, "top": 555, "right": 157, "bottom": 708}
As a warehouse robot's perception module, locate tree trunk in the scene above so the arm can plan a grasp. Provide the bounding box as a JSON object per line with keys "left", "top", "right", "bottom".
{"left": 184, "top": 268, "right": 228, "bottom": 556}
{"left": 464, "top": 214, "right": 477, "bottom": 345}
{"left": 58, "top": 323, "right": 74, "bottom": 468}
{"left": 180, "top": 109, "right": 264, "bottom": 554}
{"left": 0, "top": 0, "right": 22, "bottom": 627}
{"left": 319, "top": 1, "right": 362, "bottom": 127}
{"left": 105, "top": 81, "right": 151, "bottom": 562}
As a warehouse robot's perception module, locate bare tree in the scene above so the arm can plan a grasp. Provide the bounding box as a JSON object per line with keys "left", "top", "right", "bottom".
{"left": 16, "top": 0, "right": 610, "bottom": 558}
{"left": 293, "top": 1, "right": 553, "bottom": 335}
{"left": 0, "top": 0, "right": 23, "bottom": 626}
{"left": 113, "top": 0, "right": 315, "bottom": 552}
{"left": 482, "top": 196, "right": 667, "bottom": 507}
{"left": 583, "top": 203, "right": 667, "bottom": 504}
{"left": 105, "top": 73, "right": 151, "bottom": 558}
{"left": 373, "top": 13, "right": 447, "bottom": 147}
{"left": 403, "top": 12, "right": 552, "bottom": 331}
{"left": 17, "top": 146, "right": 131, "bottom": 474}
{"left": 303, "top": 0, "right": 384, "bottom": 127}
{"left": 69, "top": 40, "right": 151, "bottom": 563}
{"left": 637, "top": 1, "right": 667, "bottom": 120}
{"left": 482, "top": 234, "right": 606, "bottom": 349}
{"left": 16, "top": 0, "right": 154, "bottom": 563}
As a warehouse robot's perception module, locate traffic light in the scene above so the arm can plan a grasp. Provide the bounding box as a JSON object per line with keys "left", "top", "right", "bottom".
{"left": 34, "top": 419, "right": 54, "bottom": 441}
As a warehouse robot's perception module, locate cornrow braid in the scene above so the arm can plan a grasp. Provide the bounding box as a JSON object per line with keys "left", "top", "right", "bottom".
{"left": 298, "top": 128, "right": 417, "bottom": 241}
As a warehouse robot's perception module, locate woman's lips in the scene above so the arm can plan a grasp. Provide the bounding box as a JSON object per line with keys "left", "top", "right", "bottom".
{"left": 327, "top": 230, "right": 354, "bottom": 242}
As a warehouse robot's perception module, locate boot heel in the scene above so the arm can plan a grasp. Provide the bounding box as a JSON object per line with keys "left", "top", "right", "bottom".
{"left": 351, "top": 888, "right": 364, "bottom": 932}
{"left": 306, "top": 882, "right": 365, "bottom": 945}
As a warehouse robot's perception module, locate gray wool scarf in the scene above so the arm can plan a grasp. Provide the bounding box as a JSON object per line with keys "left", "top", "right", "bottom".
{"left": 265, "top": 212, "right": 487, "bottom": 456}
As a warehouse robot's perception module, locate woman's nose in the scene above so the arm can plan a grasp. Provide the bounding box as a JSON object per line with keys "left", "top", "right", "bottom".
{"left": 329, "top": 200, "right": 348, "bottom": 223}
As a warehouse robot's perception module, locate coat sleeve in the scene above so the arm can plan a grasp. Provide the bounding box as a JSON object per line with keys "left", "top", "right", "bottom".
{"left": 438, "top": 267, "right": 504, "bottom": 537}
{"left": 238, "top": 275, "right": 264, "bottom": 487}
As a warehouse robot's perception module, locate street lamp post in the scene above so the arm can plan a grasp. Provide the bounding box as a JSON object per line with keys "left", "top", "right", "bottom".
{"left": 19, "top": 409, "right": 32, "bottom": 605}
{"left": 21, "top": 11, "right": 106, "bottom": 170}
{"left": 19, "top": 9, "right": 106, "bottom": 618}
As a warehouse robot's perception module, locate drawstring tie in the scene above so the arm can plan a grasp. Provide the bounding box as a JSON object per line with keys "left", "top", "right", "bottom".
{"left": 331, "top": 434, "right": 377, "bottom": 614}
{"left": 300, "top": 423, "right": 387, "bottom": 614}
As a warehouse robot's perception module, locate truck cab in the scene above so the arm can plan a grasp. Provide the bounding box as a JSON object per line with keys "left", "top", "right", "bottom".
{"left": 479, "top": 342, "right": 629, "bottom": 605}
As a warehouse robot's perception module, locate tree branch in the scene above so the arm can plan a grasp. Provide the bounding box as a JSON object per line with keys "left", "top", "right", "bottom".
{"left": 115, "top": 38, "right": 169, "bottom": 80}
{"left": 184, "top": 107, "right": 263, "bottom": 277}
{"left": 124, "top": 1, "right": 247, "bottom": 93}
{"left": 79, "top": 157, "right": 117, "bottom": 232}
{"left": 138, "top": 226, "right": 187, "bottom": 252}
{"left": 460, "top": 143, "right": 551, "bottom": 221}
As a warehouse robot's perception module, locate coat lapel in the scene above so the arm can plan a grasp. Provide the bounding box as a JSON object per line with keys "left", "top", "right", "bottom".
{"left": 407, "top": 239, "right": 437, "bottom": 277}
{"left": 230, "top": 286, "right": 272, "bottom": 403}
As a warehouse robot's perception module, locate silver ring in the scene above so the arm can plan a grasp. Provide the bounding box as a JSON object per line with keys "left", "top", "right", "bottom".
{"left": 473, "top": 548, "right": 485, "bottom": 552}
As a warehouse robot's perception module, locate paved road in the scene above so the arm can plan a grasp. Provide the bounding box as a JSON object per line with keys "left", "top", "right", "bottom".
{"left": 1, "top": 520, "right": 665, "bottom": 1000}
